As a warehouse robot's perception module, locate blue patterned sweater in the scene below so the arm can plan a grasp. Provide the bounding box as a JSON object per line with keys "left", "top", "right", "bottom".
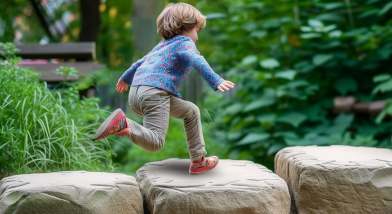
{"left": 120, "top": 35, "right": 224, "bottom": 98}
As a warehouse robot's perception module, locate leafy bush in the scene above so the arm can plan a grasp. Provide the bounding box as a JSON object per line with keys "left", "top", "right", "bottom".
{"left": 196, "top": 0, "right": 392, "bottom": 168}
{"left": 0, "top": 43, "right": 114, "bottom": 179}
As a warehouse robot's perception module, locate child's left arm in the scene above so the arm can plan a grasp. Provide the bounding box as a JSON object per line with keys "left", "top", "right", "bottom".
{"left": 121, "top": 56, "right": 146, "bottom": 85}
{"left": 178, "top": 41, "right": 234, "bottom": 92}
{"left": 116, "top": 79, "right": 129, "bottom": 93}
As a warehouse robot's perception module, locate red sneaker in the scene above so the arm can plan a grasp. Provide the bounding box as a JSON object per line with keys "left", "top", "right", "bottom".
{"left": 189, "top": 156, "right": 219, "bottom": 175}
{"left": 94, "top": 108, "right": 131, "bottom": 140}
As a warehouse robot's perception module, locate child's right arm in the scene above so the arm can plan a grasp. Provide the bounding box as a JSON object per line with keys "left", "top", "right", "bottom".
{"left": 178, "top": 40, "right": 234, "bottom": 92}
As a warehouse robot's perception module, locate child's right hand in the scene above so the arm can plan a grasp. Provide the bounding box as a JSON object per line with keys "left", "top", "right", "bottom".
{"left": 217, "top": 80, "right": 235, "bottom": 92}
{"left": 116, "top": 79, "right": 129, "bottom": 93}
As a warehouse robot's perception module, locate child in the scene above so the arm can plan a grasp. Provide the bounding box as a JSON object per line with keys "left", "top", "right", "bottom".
{"left": 94, "top": 2, "right": 234, "bottom": 174}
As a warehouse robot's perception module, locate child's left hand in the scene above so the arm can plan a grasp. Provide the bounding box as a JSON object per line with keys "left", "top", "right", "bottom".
{"left": 116, "top": 79, "right": 129, "bottom": 93}
{"left": 217, "top": 80, "right": 235, "bottom": 92}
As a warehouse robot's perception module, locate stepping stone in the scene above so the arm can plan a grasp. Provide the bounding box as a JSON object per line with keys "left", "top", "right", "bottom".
{"left": 275, "top": 145, "right": 392, "bottom": 214}
{"left": 0, "top": 171, "right": 143, "bottom": 214}
{"left": 137, "top": 159, "right": 290, "bottom": 214}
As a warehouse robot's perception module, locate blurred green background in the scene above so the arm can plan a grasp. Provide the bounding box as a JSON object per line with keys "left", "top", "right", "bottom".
{"left": 1, "top": 0, "right": 392, "bottom": 178}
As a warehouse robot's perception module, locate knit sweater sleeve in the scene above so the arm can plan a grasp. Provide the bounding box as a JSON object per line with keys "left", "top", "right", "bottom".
{"left": 120, "top": 56, "right": 146, "bottom": 85}
{"left": 177, "top": 40, "right": 224, "bottom": 90}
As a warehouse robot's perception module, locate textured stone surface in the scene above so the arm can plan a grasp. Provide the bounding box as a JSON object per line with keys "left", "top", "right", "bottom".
{"left": 137, "top": 159, "right": 290, "bottom": 214}
{"left": 0, "top": 171, "right": 143, "bottom": 214}
{"left": 275, "top": 145, "right": 392, "bottom": 214}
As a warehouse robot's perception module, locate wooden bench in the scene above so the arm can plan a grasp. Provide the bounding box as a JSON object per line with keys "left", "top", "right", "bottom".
{"left": 16, "top": 42, "right": 105, "bottom": 97}
{"left": 15, "top": 42, "right": 96, "bottom": 60}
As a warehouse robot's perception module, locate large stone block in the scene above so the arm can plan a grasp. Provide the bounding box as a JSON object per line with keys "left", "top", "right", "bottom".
{"left": 275, "top": 145, "right": 392, "bottom": 214}
{"left": 137, "top": 159, "right": 290, "bottom": 214}
{"left": 0, "top": 171, "right": 143, "bottom": 214}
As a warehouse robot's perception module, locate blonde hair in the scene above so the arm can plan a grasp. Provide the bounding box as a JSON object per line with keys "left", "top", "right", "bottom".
{"left": 157, "top": 3, "right": 206, "bottom": 40}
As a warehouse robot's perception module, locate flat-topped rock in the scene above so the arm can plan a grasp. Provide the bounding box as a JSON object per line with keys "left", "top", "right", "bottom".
{"left": 275, "top": 145, "right": 392, "bottom": 214}
{"left": 137, "top": 159, "right": 290, "bottom": 214}
{"left": 0, "top": 171, "right": 143, "bottom": 214}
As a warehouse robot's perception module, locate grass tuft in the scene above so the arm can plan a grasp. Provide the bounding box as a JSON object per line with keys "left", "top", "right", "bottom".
{"left": 0, "top": 43, "right": 114, "bottom": 179}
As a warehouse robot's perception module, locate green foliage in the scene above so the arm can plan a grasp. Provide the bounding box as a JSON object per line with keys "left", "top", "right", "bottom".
{"left": 0, "top": 0, "right": 44, "bottom": 42}
{"left": 196, "top": 0, "right": 392, "bottom": 168}
{"left": 98, "top": 0, "right": 135, "bottom": 68}
{"left": 0, "top": 43, "right": 114, "bottom": 179}
{"left": 0, "top": 1, "right": 224, "bottom": 175}
{"left": 4, "top": 0, "right": 392, "bottom": 173}
{"left": 0, "top": 0, "right": 134, "bottom": 69}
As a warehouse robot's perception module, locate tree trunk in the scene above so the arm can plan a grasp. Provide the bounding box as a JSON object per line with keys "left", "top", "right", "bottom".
{"left": 132, "top": 0, "right": 165, "bottom": 55}
{"left": 79, "top": 0, "right": 100, "bottom": 42}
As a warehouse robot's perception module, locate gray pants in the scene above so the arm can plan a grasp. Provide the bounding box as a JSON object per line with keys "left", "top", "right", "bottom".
{"left": 125, "top": 85, "right": 206, "bottom": 161}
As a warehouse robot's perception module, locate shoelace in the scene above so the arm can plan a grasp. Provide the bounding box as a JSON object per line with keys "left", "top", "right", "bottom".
{"left": 109, "top": 118, "right": 125, "bottom": 134}
{"left": 119, "top": 118, "right": 125, "bottom": 130}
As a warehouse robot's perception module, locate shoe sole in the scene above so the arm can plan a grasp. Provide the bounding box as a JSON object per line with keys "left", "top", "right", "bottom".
{"left": 94, "top": 108, "right": 123, "bottom": 140}
{"left": 189, "top": 158, "right": 219, "bottom": 175}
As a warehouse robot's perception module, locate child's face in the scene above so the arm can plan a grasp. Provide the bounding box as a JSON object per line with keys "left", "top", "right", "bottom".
{"left": 181, "top": 27, "right": 200, "bottom": 43}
